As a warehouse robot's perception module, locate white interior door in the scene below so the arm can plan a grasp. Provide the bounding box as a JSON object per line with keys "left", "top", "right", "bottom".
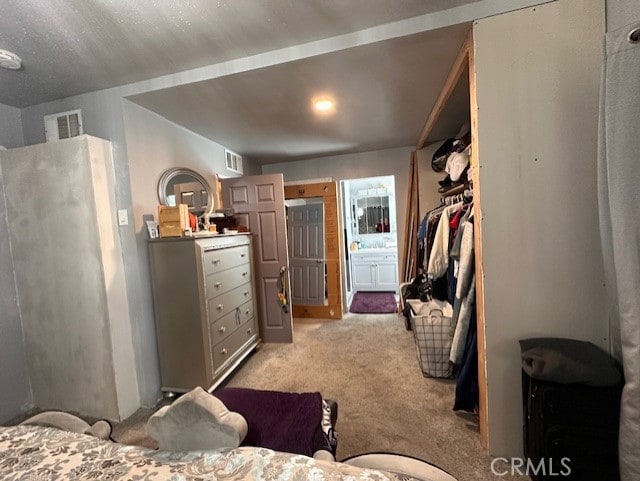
{"left": 288, "top": 203, "right": 325, "bottom": 305}
{"left": 221, "top": 174, "right": 293, "bottom": 343}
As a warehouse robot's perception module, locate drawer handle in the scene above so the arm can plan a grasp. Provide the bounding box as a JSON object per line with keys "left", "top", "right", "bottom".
{"left": 215, "top": 282, "right": 222, "bottom": 288}
{"left": 243, "top": 291, "right": 249, "bottom": 296}
{"left": 217, "top": 304, "right": 224, "bottom": 310}
{"left": 212, "top": 259, "right": 220, "bottom": 265}
{"left": 218, "top": 326, "right": 226, "bottom": 333}
{"left": 247, "top": 328, "right": 252, "bottom": 334}
{"left": 240, "top": 253, "right": 246, "bottom": 258}
{"left": 245, "top": 309, "right": 250, "bottom": 315}
{"left": 221, "top": 348, "right": 228, "bottom": 355}
{"left": 242, "top": 272, "right": 248, "bottom": 277}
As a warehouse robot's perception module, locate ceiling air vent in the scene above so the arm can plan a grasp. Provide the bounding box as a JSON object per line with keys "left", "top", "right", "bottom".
{"left": 225, "top": 149, "right": 243, "bottom": 174}
{"left": 44, "top": 109, "right": 83, "bottom": 142}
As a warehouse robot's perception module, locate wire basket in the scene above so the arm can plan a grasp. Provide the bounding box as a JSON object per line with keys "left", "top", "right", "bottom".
{"left": 408, "top": 300, "right": 454, "bottom": 378}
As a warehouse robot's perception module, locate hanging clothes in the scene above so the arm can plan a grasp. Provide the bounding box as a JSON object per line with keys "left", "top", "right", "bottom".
{"left": 427, "top": 201, "right": 464, "bottom": 279}
{"left": 450, "top": 216, "right": 476, "bottom": 366}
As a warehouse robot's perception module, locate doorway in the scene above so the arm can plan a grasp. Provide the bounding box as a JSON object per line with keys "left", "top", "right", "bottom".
{"left": 284, "top": 181, "right": 343, "bottom": 319}
{"left": 340, "top": 175, "right": 399, "bottom": 310}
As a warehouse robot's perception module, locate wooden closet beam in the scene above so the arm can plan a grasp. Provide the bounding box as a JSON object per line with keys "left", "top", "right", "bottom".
{"left": 416, "top": 30, "right": 472, "bottom": 150}
{"left": 467, "top": 27, "right": 489, "bottom": 450}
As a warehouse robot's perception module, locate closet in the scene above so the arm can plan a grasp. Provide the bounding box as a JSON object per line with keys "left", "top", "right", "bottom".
{"left": 404, "top": 30, "right": 489, "bottom": 446}
{"left": 405, "top": 0, "right": 605, "bottom": 457}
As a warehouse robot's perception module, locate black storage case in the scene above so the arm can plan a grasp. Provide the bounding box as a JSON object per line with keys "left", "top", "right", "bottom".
{"left": 522, "top": 370, "right": 622, "bottom": 481}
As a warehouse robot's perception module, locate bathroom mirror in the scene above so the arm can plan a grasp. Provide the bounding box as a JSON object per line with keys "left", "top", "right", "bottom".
{"left": 157, "top": 167, "right": 214, "bottom": 218}
{"left": 354, "top": 195, "right": 390, "bottom": 235}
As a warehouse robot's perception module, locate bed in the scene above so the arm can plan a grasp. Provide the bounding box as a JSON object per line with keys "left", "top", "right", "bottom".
{"left": 0, "top": 424, "right": 414, "bottom": 481}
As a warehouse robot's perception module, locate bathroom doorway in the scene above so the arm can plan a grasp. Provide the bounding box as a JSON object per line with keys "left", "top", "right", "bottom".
{"left": 340, "top": 175, "right": 399, "bottom": 310}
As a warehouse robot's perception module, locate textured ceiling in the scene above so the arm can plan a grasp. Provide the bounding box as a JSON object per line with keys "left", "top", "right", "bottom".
{"left": 129, "top": 24, "right": 472, "bottom": 164}
{"left": 0, "top": 0, "right": 482, "bottom": 107}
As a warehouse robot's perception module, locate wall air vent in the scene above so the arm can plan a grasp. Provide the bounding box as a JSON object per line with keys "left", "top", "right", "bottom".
{"left": 225, "top": 149, "right": 243, "bottom": 174}
{"left": 44, "top": 109, "right": 83, "bottom": 142}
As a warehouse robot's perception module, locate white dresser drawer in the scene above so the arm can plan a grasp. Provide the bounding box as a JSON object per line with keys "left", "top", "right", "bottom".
{"left": 207, "top": 283, "right": 252, "bottom": 322}
{"left": 212, "top": 319, "right": 257, "bottom": 371}
{"left": 203, "top": 245, "right": 250, "bottom": 275}
{"left": 209, "top": 300, "right": 254, "bottom": 345}
{"left": 205, "top": 264, "right": 251, "bottom": 300}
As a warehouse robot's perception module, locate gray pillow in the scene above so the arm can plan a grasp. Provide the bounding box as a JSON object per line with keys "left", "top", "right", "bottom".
{"left": 147, "top": 386, "right": 248, "bottom": 452}
{"left": 520, "top": 337, "right": 621, "bottom": 386}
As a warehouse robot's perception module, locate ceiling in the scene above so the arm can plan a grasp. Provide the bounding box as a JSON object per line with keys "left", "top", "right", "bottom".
{"left": 129, "top": 24, "right": 471, "bottom": 164}
{"left": 0, "top": 0, "right": 481, "bottom": 162}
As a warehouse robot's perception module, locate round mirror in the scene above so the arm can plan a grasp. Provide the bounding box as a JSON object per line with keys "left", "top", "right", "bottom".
{"left": 157, "top": 167, "right": 215, "bottom": 218}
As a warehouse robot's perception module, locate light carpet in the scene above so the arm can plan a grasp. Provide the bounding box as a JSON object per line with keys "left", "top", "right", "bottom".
{"left": 111, "top": 313, "right": 526, "bottom": 481}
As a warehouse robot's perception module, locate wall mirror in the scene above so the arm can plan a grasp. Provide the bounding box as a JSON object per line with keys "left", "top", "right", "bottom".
{"left": 157, "top": 167, "right": 214, "bottom": 218}
{"left": 354, "top": 195, "right": 390, "bottom": 234}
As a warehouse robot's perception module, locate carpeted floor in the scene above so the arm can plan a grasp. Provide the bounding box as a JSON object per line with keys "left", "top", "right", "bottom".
{"left": 349, "top": 291, "right": 397, "bottom": 313}
{"left": 110, "top": 313, "right": 526, "bottom": 481}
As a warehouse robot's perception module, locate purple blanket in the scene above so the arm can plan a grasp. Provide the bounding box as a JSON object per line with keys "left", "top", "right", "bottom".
{"left": 214, "top": 387, "right": 323, "bottom": 457}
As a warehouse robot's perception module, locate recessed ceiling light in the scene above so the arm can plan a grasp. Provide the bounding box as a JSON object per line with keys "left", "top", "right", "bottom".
{"left": 0, "top": 49, "right": 22, "bottom": 70}
{"left": 312, "top": 96, "right": 336, "bottom": 115}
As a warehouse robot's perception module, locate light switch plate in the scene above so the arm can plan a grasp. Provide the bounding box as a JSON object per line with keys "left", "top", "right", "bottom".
{"left": 118, "top": 209, "right": 129, "bottom": 226}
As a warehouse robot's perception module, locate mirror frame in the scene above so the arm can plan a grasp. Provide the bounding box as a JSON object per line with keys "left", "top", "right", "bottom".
{"left": 157, "top": 167, "right": 215, "bottom": 218}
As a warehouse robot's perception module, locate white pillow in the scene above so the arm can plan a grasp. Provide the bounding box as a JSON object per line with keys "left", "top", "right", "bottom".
{"left": 147, "top": 386, "right": 248, "bottom": 452}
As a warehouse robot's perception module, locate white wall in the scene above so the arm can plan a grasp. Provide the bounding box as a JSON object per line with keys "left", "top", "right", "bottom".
{"left": 0, "top": 155, "right": 32, "bottom": 423}
{"left": 474, "top": 0, "right": 607, "bottom": 456}
{"left": 1, "top": 137, "right": 137, "bottom": 420}
{"left": 262, "top": 146, "right": 413, "bottom": 274}
{"left": 607, "top": 0, "right": 640, "bottom": 31}
{"left": 0, "top": 102, "right": 24, "bottom": 149}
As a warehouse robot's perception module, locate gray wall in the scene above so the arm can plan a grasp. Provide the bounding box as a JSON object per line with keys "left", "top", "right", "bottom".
{"left": 607, "top": 0, "right": 640, "bottom": 31}
{"left": 417, "top": 142, "right": 452, "bottom": 218}
{"left": 474, "top": 0, "right": 608, "bottom": 456}
{"left": 19, "top": 90, "right": 257, "bottom": 408}
{"left": 0, "top": 102, "right": 24, "bottom": 149}
{"left": 262, "top": 146, "right": 413, "bottom": 271}
{"left": 0, "top": 155, "right": 32, "bottom": 423}
{"left": 122, "top": 100, "right": 248, "bottom": 399}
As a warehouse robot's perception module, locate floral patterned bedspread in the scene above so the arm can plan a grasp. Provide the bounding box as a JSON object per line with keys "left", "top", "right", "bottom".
{"left": 0, "top": 425, "right": 414, "bottom": 480}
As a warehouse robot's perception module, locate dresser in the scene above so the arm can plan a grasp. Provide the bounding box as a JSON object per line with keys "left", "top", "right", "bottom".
{"left": 148, "top": 234, "right": 259, "bottom": 393}
{"left": 351, "top": 250, "right": 398, "bottom": 292}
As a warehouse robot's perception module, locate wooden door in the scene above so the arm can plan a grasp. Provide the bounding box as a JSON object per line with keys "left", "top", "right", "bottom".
{"left": 288, "top": 204, "right": 325, "bottom": 305}
{"left": 221, "top": 174, "right": 293, "bottom": 343}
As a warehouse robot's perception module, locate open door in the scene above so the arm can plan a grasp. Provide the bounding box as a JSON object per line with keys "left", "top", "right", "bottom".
{"left": 221, "top": 174, "right": 293, "bottom": 343}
